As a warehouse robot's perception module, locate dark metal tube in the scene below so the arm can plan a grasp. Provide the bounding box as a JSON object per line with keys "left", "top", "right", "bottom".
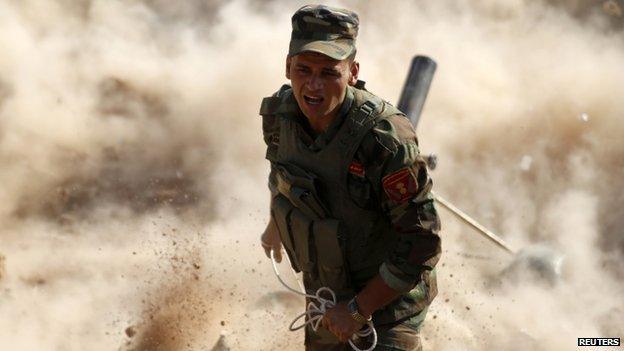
{"left": 397, "top": 56, "right": 437, "bottom": 129}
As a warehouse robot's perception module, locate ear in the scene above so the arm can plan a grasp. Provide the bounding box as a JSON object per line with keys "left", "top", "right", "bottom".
{"left": 348, "top": 60, "right": 359, "bottom": 86}
{"left": 285, "top": 56, "right": 292, "bottom": 80}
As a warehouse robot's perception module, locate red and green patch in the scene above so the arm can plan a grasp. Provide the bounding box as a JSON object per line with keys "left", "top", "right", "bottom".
{"left": 382, "top": 167, "right": 418, "bottom": 204}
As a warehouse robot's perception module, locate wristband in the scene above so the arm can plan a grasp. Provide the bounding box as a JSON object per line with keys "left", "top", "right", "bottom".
{"left": 347, "top": 297, "right": 372, "bottom": 324}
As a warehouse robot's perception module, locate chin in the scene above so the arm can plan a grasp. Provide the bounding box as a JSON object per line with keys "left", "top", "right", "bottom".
{"left": 301, "top": 106, "right": 326, "bottom": 119}
{"left": 312, "top": 111, "right": 331, "bottom": 120}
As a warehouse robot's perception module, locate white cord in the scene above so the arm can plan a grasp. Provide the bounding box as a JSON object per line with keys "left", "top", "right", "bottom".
{"left": 270, "top": 249, "right": 378, "bottom": 351}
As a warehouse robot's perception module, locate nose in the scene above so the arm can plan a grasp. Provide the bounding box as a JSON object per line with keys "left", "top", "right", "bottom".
{"left": 306, "top": 74, "right": 323, "bottom": 91}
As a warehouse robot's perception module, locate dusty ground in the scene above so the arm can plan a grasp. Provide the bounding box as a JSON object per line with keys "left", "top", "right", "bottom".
{"left": 0, "top": 1, "right": 622, "bottom": 350}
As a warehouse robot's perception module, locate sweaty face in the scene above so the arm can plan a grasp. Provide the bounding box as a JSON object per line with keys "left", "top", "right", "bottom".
{"left": 286, "top": 52, "right": 357, "bottom": 122}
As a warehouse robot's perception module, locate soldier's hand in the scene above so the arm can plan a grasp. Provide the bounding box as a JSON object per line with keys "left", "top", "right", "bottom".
{"left": 261, "top": 218, "right": 282, "bottom": 262}
{"left": 322, "top": 302, "right": 365, "bottom": 343}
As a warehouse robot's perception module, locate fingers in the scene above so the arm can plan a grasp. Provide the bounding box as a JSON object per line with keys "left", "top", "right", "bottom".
{"left": 273, "top": 247, "right": 282, "bottom": 263}
{"left": 338, "top": 327, "right": 353, "bottom": 343}
{"left": 322, "top": 313, "right": 349, "bottom": 343}
{"left": 262, "top": 245, "right": 271, "bottom": 259}
{"left": 261, "top": 241, "right": 283, "bottom": 263}
{"left": 261, "top": 241, "right": 272, "bottom": 259}
{"left": 332, "top": 327, "right": 348, "bottom": 343}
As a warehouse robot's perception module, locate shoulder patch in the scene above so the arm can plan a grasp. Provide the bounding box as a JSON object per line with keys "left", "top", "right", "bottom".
{"left": 382, "top": 167, "right": 418, "bottom": 204}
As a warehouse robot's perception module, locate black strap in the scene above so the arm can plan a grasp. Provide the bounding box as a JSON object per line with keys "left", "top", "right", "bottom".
{"left": 339, "top": 98, "right": 380, "bottom": 147}
{"left": 353, "top": 100, "right": 377, "bottom": 126}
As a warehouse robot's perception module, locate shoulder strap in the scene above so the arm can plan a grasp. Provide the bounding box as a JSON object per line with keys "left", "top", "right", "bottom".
{"left": 338, "top": 90, "right": 401, "bottom": 185}
{"left": 260, "top": 96, "right": 281, "bottom": 115}
{"left": 343, "top": 88, "right": 383, "bottom": 134}
{"left": 338, "top": 91, "right": 380, "bottom": 162}
{"left": 260, "top": 96, "right": 280, "bottom": 115}
{"left": 260, "top": 85, "right": 298, "bottom": 162}
{"left": 259, "top": 84, "right": 293, "bottom": 116}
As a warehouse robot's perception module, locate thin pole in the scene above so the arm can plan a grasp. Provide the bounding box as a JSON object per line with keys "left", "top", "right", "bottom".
{"left": 432, "top": 191, "right": 516, "bottom": 254}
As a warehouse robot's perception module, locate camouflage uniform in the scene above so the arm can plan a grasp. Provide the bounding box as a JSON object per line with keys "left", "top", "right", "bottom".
{"left": 260, "top": 5, "right": 441, "bottom": 351}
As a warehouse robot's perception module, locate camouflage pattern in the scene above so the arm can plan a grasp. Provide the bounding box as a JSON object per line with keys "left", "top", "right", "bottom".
{"left": 289, "top": 4, "right": 359, "bottom": 60}
{"left": 352, "top": 113, "right": 442, "bottom": 295}
{"left": 263, "top": 85, "right": 441, "bottom": 295}
{"left": 260, "top": 83, "right": 441, "bottom": 350}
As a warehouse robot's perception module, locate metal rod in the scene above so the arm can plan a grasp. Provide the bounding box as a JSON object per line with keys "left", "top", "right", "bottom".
{"left": 432, "top": 191, "right": 516, "bottom": 255}
{"left": 395, "top": 56, "right": 516, "bottom": 256}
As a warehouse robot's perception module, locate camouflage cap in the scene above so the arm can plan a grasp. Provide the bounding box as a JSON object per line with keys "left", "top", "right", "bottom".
{"left": 289, "top": 4, "right": 359, "bottom": 60}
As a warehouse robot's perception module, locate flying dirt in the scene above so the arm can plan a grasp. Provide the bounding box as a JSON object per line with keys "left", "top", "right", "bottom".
{"left": 0, "top": 1, "right": 622, "bottom": 350}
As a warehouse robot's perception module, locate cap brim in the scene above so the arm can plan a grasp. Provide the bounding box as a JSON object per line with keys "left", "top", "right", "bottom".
{"left": 289, "top": 39, "right": 354, "bottom": 60}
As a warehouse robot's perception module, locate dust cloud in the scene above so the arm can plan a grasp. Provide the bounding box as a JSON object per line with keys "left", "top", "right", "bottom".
{"left": 0, "top": 0, "right": 622, "bottom": 350}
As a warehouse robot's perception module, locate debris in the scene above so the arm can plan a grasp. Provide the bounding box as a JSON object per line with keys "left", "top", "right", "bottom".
{"left": 435, "top": 193, "right": 564, "bottom": 284}
{"left": 579, "top": 112, "right": 589, "bottom": 122}
{"left": 210, "top": 331, "right": 231, "bottom": 351}
{"left": 125, "top": 326, "right": 136, "bottom": 338}
{"left": 500, "top": 244, "right": 564, "bottom": 285}
{"left": 519, "top": 155, "right": 533, "bottom": 171}
{"left": 425, "top": 153, "right": 438, "bottom": 170}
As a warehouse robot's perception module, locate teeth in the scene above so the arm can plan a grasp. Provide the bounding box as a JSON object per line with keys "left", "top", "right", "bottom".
{"left": 304, "top": 95, "right": 323, "bottom": 105}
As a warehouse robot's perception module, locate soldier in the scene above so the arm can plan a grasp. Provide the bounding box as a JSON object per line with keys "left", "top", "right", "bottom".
{"left": 259, "top": 5, "right": 441, "bottom": 351}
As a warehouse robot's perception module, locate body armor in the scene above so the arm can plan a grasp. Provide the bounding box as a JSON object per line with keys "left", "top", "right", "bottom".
{"left": 260, "top": 84, "right": 435, "bottom": 324}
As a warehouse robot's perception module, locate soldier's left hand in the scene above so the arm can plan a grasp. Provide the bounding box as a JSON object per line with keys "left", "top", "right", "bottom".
{"left": 260, "top": 217, "right": 282, "bottom": 262}
{"left": 322, "top": 301, "right": 365, "bottom": 343}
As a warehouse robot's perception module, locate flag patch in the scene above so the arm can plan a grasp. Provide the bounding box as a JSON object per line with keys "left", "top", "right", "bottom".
{"left": 348, "top": 161, "right": 365, "bottom": 177}
{"left": 382, "top": 167, "right": 417, "bottom": 203}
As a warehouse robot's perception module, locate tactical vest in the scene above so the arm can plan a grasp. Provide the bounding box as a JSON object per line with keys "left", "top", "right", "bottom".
{"left": 260, "top": 84, "right": 432, "bottom": 324}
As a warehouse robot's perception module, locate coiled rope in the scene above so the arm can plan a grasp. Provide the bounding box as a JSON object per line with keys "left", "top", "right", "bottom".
{"left": 269, "top": 249, "right": 378, "bottom": 351}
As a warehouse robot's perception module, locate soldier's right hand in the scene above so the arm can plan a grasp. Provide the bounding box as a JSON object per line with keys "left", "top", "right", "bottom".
{"left": 261, "top": 218, "right": 283, "bottom": 263}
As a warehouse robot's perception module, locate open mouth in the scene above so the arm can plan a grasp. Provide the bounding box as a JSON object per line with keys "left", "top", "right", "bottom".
{"left": 303, "top": 95, "right": 324, "bottom": 106}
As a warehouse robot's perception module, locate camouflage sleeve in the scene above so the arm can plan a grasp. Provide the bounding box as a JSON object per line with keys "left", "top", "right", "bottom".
{"left": 356, "top": 113, "right": 441, "bottom": 293}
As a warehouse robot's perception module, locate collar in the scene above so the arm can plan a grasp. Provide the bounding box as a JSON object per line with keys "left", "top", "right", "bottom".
{"left": 308, "top": 87, "right": 353, "bottom": 151}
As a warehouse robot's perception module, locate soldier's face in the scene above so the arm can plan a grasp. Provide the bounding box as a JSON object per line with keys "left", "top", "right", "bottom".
{"left": 286, "top": 52, "right": 359, "bottom": 121}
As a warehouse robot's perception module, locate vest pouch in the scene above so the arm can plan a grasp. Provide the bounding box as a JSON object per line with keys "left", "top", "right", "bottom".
{"left": 289, "top": 208, "right": 315, "bottom": 274}
{"left": 274, "top": 163, "right": 328, "bottom": 219}
{"left": 275, "top": 163, "right": 317, "bottom": 191}
{"left": 290, "top": 186, "right": 327, "bottom": 220}
{"left": 272, "top": 194, "right": 300, "bottom": 272}
{"left": 312, "top": 219, "right": 351, "bottom": 295}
